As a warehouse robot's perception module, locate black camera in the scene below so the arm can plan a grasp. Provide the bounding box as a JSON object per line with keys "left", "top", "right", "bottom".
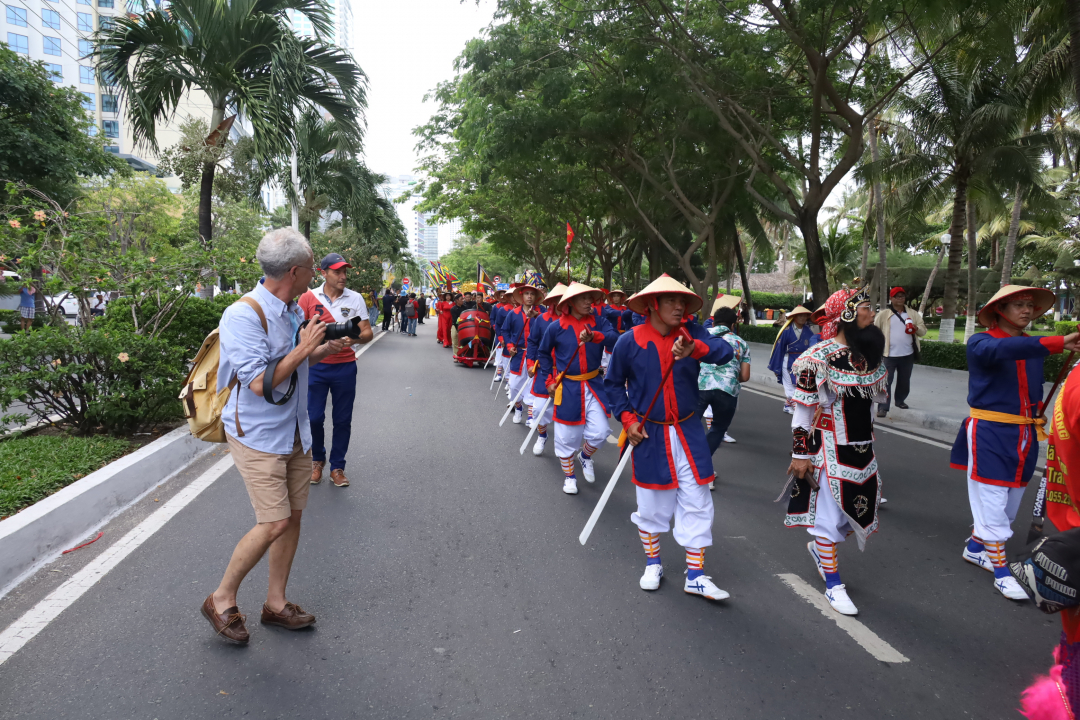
{"left": 295, "top": 316, "right": 363, "bottom": 344}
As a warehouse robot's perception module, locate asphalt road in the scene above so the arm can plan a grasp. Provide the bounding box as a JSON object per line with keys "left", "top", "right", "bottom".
{"left": 0, "top": 321, "right": 1061, "bottom": 719}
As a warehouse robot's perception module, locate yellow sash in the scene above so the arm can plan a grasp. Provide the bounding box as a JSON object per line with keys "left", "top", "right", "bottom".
{"left": 554, "top": 369, "right": 600, "bottom": 406}
{"left": 970, "top": 408, "right": 1048, "bottom": 442}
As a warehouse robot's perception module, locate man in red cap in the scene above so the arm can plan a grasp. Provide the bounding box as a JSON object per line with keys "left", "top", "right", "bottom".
{"left": 872, "top": 287, "right": 927, "bottom": 418}
{"left": 298, "top": 253, "right": 373, "bottom": 487}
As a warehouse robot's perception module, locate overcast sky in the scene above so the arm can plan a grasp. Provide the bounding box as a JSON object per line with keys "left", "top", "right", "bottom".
{"left": 352, "top": 0, "right": 496, "bottom": 178}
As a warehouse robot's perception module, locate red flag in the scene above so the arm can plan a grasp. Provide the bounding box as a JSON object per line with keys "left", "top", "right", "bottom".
{"left": 565, "top": 223, "right": 575, "bottom": 254}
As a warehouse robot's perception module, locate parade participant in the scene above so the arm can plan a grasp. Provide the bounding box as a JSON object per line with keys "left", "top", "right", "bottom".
{"left": 525, "top": 282, "right": 567, "bottom": 455}
{"left": 502, "top": 282, "right": 545, "bottom": 423}
{"left": 785, "top": 286, "right": 887, "bottom": 616}
{"left": 697, "top": 296, "right": 750, "bottom": 489}
{"left": 603, "top": 274, "right": 735, "bottom": 601}
{"left": 950, "top": 285, "right": 1078, "bottom": 600}
{"left": 767, "top": 305, "right": 817, "bottom": 414}
{"left": 1014, "top": 358, "right": 1080, "bottom": 718}
{"left": 600, "top": 288, "right": 630, "bottom": 370}
{"left": 535, "top": 283, "right": 615, "bottom": 493}
{"left": 491, "top": 287, "right": 514, "bottom": 384}
{"left": 298, "top": 254, "right": 374, "bottom": 487}
{"left": 436, "top": 292, "right": 455, "bottom": 348}
{"left": 873, "top": 287, "right": 927, "bottom": 417}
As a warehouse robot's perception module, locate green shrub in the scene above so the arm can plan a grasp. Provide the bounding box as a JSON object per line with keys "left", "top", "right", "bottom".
{"left": 917, "top": 340, "right": 968, "bottom": 371}
{"left": 724, "top": 289, "right": 806, "bottom": 311}
{"left": 736, "top": 324, "right": 781, "bottom": 344}
{"left": 1055, "top": 321, "right": 1078, "bottom": 336}
{"left": 97, "top": 294, "right": 236, "bottom": 359}
{"left": 0, "top": 435, "right": 130, "bottom": 518}
{"left": 0, "top": 309, "right": 45, "bottom": 333}
{"left": 0, "top": 325, "right": 186, "bottom": 434}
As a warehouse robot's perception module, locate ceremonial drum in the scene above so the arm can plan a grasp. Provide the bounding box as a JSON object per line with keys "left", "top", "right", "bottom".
{"left": 453, "top": 310, "right": 493, "bottom": 368}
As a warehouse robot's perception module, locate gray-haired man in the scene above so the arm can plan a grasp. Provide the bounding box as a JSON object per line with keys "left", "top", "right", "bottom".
{"left": 201, "top": 228, "right": 347, "bottom": 644}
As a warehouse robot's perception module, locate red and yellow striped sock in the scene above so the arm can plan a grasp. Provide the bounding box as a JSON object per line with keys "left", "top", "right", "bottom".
{"left": 685, "top": 547, "right": 704, "bottom": 569}
{"left": 985, "top": 540, "right": 1009, "bottom": 579}
{"left": 528, "top": 406, "right": 534, "bottom": 422}
{"left": 537, "top": 423, "right": 547, "bottom": 438}
{"left": 582, "top": 441, "right": 598, "bottom": 459}
{"left": 559, "top": 456, "right": 575, "bottom": 479}
{"left": 705, "top": 418, "right": 712, "bottom": 430}
{"left": 639, "top": 529, "right": 660, "bottom": 560}
{"left": 815, "top": 537, "right": 838, "bottom": 573}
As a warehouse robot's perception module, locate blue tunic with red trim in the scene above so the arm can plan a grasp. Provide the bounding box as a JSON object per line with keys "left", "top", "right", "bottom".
{"left": 502, "top": 306, "right": 539, "bottom": 374}
{"left": 603, "top": 322, "right": 734, "bottom": 490}
{"left": 527, "top": 308, "right": 559, "bottom": 398}
{"left": 492, "top": 302, "right": 512, "bottom": 346}
{"left": 603, "top": 304, "right": 630, "bottom": 334}
{"left": 950, "top": 328, "right": 1065, "bottom": 488}
{"left": 535, "top": 312, "right": 616, "bottom": 424}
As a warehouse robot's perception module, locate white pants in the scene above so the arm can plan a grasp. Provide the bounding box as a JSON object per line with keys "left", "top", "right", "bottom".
{"left": 494, "top": 351, "right": 508, "bottom": 373}
{"left": 809, "top": 466, "right": 853, "bottom": 544}
{"left": 968, "top": 479, "right": 1025, "bottom": 543}
{"left": 782, "top": 371, "right": 795, "bottom": 399}
{"left": 601, "top": 349, "right": 611, "bottom": 369}
{"left": 631, "top": 426, "right": 714, "bottom": 548}
{"left": 554, "top": 387, "right": 609, "bottom": 457}
{"left": 508, "top": 370, "right": 530, "bottom": 406}
{"left": 532, "top": 393, "right": 555, "bottom": 426}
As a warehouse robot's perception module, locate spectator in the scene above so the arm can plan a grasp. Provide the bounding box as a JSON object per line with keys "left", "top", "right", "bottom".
{"left": 18, "top": 283, "right": 36, "bottom": 332}
{"left": 203, "top": 228, "right": 347, "bottom": 645}
{"left": 405, "top": 292, "right": 419, "bottom": 336}
{"left": 299, "top": 253, "right": 373, "bottom": 487}
{"left": 417, "top": 293, "right": 427, "bottom": 325}
{"left": 696, "top": 302, "right": 751, "bottom": 489}
{"left": 396, "top": 292, "right": 409, "bottom": 333}
{"left": 873, "top": 287, "right": 927, "bottom": 417}
{"left": 380, "top": 289, "right": 395, "bottom": 332}
{"left": 91, "top": 293, "right": 106, "bottom": 317}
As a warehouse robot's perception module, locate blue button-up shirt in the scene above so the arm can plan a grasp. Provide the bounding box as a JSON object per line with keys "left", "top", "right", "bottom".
{"left": 217, "top": 281, "right": 311, "bottom": 455}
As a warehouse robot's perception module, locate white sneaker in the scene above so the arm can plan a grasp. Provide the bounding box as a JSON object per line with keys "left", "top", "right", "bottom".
{"left": 640, "top": 564, "right": 663, "bottom": 590}
{"left": 879, "top": 497, "right": 888, "bottom": 505}
{"left": 995, "top": 575, "right": 1030, "bottom": 601}
{"left": 579, "top": 452, "right": 595, "bottom": 483}
{"left": 562, "top": 477, "right": 578, "bottom": 495}
{"left": 783, "top": 405, "right": 794, "bottom": 415}
{"left": 807, "top": 541, "right": 826, "bottom": 582}
{"left": 512, "top": 408, "right": 523, "bottom": 424}
{"left": 684, "top": 573, "right": 730, "bottom": 601}
{"left": 825, "top": 584, "right": 858, "bottom": 615}
{"left": 723, "top": 433, "right": 736, "bottom": 443}
{"left": 708, "top": 481, "right": 715, "bottom": 491}
{"left": 532, "top": 435, "right": 547, "bottom": 456}
{"left": 962, "top": 543, "right": 994, "bottom": 573}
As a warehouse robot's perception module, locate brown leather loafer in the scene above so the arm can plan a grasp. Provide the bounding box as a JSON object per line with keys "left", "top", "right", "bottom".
{"left": 261, "top": 601, "right": 316, "bottom": 630}
{"left": 201, "top": 594, "right": 249, "bottom": 644}
{"left": 311, "top": 460, "right": 325, "bottom": 484}
{"left": 330, "top": 469, "right": 349, "bottom": 487}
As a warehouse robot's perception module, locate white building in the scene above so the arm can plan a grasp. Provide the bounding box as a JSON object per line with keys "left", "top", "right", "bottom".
{"left": 287, "top": 0, "right": 352, "bottom": 52}
{"left": 379, "top": 173, "right": 463, "bottom": 260}
{"left": 414, "top": 211, "right": 438, "bottom": 263}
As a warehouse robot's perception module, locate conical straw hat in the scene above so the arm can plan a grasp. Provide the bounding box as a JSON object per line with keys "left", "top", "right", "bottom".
{"left": 626, "top": 274, "right": 703, "bottom": 316}
{"left": 557, "top": 282, "right": 606, "bottom": 312}
{"left": 607, "top": 288, "right": 628, "bottom": 300}
{"left": 511, "top": 282, "right": 546, "bottom": 306}
{"left": 710, "top": 294, "right": 742, "bottom": 316}
{"left": 977, "top": 284, "right": 1055, "bottom": 328}
{"left": 786, "top": 305, "right": 813, "bottom": 318}
{"left": 542, "top": 282, "right": 569, "bottom": 306}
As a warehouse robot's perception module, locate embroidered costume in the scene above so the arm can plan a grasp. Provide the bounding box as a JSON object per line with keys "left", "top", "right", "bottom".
{"left": 785, "top": 287, "right": 886, "bottom": 616}
{"left": 603, "top": 275, "right": 734, "bottom": 601}
{"left": 951, "top": 285, "right": 1065, "bottom": 601}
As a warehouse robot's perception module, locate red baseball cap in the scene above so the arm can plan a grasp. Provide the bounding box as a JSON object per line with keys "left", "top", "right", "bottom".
{"left": 320, "top": 253, "right": 352, "bottom": 271}
{"left": 889, "top": 286, "right": 906, "bottom": 298}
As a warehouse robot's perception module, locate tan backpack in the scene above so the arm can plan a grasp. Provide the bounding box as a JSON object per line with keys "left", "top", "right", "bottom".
{"left": 179, "top": 297, "right": 267, "bottom": 443}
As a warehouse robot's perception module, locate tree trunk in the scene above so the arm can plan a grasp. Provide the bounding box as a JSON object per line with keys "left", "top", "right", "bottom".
{"left": 918, "top": 243, "right": 948, "bottom": 316}
{"left": 733, "top": 228, "right": 756, "bottom": 325}
{"left": 303, "top": 219, "right": 311, "bottom": 242}
{"left": 1067, "top": 0, "right": 1080, "bottom": 109}
{"left": 198, "top": 161, "right": 215, "bottom": 247}
{"left": 939, "top": 172, "right": 969, "bottom": 343}
{"left": 1000, "top": 184, "right": 1024, "bottom": 287}
{"left": 798, "top": 213, "right": 830, "bottom": 308}
{"left": 869, "top": 119, "right": 888, "bottom": 307}
{"left": 860, "top": 191, "right": 872, "bottom": 283}
{"left": 964, "top": 196, "right": 978, "bottom": 342}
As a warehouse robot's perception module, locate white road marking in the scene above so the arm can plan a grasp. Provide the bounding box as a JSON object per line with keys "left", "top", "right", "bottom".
{"left": 0, "top": 456, "right": 235, "bottom": 667}
{"left": 354, "top": 329, "right": 388, "bottom": 359}
{"left": 777, "top": 573, "right": 909, "bottom": 663}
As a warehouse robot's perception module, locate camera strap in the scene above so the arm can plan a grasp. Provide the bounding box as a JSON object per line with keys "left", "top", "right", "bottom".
{"left": 262, "top": 356, "right": 298, "bottom": 406}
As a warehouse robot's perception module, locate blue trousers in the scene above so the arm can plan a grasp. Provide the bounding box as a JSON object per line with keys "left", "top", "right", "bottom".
{"left": 696, "top": 389, "right": 738, "bottom": 456}
{"left": 308, "top": 361, "right": 357, "bottom": 470}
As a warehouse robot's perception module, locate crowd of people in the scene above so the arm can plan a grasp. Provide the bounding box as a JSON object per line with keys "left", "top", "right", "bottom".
{"left": 202, "top": 226, "right": 1080, "bottom": 718}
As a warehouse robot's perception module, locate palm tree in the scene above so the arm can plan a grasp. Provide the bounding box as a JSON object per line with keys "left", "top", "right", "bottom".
{"left": 94, "top": 0, "right": 366, "bottom": 246}
{"left": 791, "top": 224, "right": 861, "bottom": 290}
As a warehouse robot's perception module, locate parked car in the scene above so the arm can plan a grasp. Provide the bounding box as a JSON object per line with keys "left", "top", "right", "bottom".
{"left": 48, "top": 292, "right": 80, "bottom": 317}
{"left": 1, "top": 271, "right": 23, "bottom": 311}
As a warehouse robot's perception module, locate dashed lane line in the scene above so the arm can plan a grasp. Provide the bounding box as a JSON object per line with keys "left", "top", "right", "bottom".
{"left": 0, "top": 456, "right": 236, "bottom": 667}
{"left": 777, "top": 573, "right": 909, "bottom": 663}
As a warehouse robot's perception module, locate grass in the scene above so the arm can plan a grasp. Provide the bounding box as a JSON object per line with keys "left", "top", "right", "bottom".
{"left": 0, "top": 435, "right": 131, "bottom": 519}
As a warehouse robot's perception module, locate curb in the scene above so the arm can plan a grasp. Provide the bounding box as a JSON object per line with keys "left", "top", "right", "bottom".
{"left": 0, "top": 425, "right": 214, "bottom": 600}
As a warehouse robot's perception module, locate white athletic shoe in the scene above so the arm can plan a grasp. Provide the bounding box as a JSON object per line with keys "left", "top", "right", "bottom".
{"left": 562, "top": 477, "right": 578, "bottom": 495}
{"left": 532, "top": 435, "right": 547, "bottom": 456}
{"left": 723, "top": 433, "right": 736, "bottom": 443}
{"left": 783, "top": 405, "right": 794, "bottom": 415}
{"left": 708, "top": 481, "right": 715, "bottom": 491}
{"left": 995, "top": 575, "right": 1030, "bottom": 601}
{"left": 684, "top": 573, "right": 730, "bottom": 601}
{"left": 825, "top": 584, "right": 858, "bottom": 615}
{"left": 962, "top": 543, "right": 994, "bottom": 573}
{"left": 579, "top": 452, "right": 596, "bottom": 483}
{"left": 807, "top": 541, "right": 826, "bottom": 582}
{"left": 879, "top": 497, "right": 888, "bottom": 505}
{"left": 640, "top": 564, "right": 663, "bottom": 590}
{"left": 512, "top": 408, "right": 523, "bottom": 424}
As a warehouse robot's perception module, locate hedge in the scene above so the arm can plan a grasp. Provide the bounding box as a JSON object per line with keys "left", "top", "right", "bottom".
{"left": 723, "top": 289, "right": 806, "bottom": 311}
{"left": 0, "top": 309, "right": 44, "bottom": 333}
{"left": 1056, "top": 321, "right": 1078, "bottom": 336}
{"left": 736, "top": 324, "right": 781, "bottom": 344}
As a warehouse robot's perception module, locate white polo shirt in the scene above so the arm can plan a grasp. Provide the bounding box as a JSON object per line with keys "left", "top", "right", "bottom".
{"left": 300, "top": 284, "right": 369, "bottom": 365}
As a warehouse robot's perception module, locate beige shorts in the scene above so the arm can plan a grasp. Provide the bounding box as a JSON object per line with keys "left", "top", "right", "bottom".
{"left": 226, "top": 432, "right": 311, "bottom": 523}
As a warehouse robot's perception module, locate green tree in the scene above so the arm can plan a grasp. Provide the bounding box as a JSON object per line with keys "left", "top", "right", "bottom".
{"left": 95, "top": 0, "right": 366, "bottom": 246}
{"left": 441, "top": 239, "right": 520, "bottom": 286}
{"left": 0, "top": 46, "right": 126, "bottom": 204}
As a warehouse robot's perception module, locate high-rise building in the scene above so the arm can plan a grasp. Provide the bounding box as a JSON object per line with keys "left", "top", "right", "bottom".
{"left": 4, "top": 0, "right": 220, "bottom": 190}
{"left": 414, "top": 211, "right": 439, "bottom": 263}
{"left": 287, "top": 0, "right": 352, "bottom": 52}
